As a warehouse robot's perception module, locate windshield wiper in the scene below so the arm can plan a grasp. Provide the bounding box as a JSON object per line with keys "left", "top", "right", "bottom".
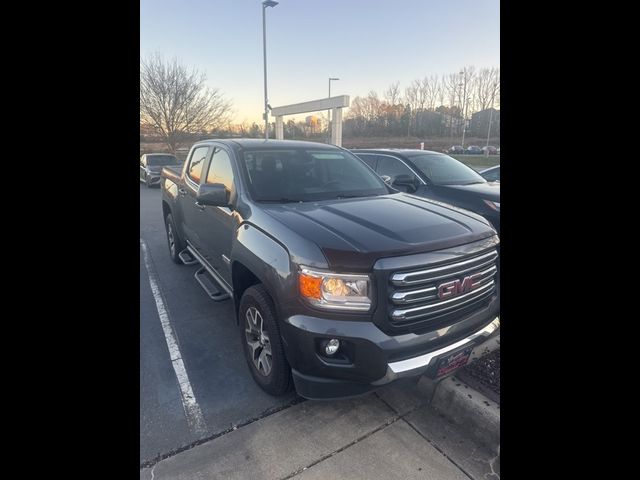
{"left": 334, "top": 193, "right": 382, "bottom": 199}
{"left": 258, "top": 198, "right": 304, "bottom": 204}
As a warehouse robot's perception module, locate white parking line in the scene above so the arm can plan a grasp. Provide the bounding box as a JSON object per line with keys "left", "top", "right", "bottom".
{"left": 140, "top": 238, "right": 207, "bottom": 435}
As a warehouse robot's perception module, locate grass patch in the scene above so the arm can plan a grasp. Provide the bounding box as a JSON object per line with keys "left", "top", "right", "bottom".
{"left": 450, "top": 154, "right": 500, "bottom": 169}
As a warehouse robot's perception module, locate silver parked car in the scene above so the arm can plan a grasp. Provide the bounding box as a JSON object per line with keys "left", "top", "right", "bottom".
{"left": 140, "top": 153, "right": 180, "bottom": 188}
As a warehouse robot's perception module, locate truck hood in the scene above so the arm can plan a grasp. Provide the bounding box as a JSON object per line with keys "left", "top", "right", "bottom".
{"left": 261, "top": 193, "right": 496, "bottom": 271}
{"left": 434, "top": 182, "right": 500, "bottom": 202}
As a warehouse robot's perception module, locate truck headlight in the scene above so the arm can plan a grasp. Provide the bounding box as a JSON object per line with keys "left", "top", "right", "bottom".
{"left": 298, "top": 267, "right": 371, "bottom": 311}
{"left": 483, "top": 199, "right": 500, "bottom": 211}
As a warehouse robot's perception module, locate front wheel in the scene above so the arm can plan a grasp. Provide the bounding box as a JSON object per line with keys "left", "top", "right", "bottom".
{"left": 239, "top": 285, "right": 291, "bottom": 396}
{"left": 165, "top": 213, "right": 185, "bottom": 264}
{"left": 145, "top": 174, "right": 152, "bottom": 188}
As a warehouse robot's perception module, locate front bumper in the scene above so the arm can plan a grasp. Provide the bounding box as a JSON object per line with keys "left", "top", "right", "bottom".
{"left": 147, "top": 175, "right": 162, "bottom": 186}
{"left": 282, "top": 296, "right": 500, "bottom": 399}
{"left": 371, "top": 317, "right": 499, "bottom": 385}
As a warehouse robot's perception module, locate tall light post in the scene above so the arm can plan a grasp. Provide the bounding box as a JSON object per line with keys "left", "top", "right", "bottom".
{"left": 262, "top": 0, "right": 278, "bottom": 140}
{"left": 327, "top": 77, "right": 339, "bottom": 142}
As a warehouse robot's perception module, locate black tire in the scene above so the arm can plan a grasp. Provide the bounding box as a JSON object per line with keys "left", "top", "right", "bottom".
{"left": 239, "top": 285, "right": 291, "bottom": 396}
{"left": 146, "top": 174, "right": 152, "bottom": 188}
{"left": 165, "top": 213, "right": 185, "bottom": 264}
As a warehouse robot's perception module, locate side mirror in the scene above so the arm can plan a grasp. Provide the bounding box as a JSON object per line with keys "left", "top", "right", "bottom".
{"left": 197, "top": 183, "right": 228, "bottom": 206}
{"left": 392, "top": 174, "right": 418, "bottom": 193}
{"left": 392, "top": 174, "right": 416, "bottom": 186}
{"left": 380, "top": 175, "right": 392, "bottom": 185}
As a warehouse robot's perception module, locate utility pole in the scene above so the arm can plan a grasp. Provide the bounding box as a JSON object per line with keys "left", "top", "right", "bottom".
{"left": 262, "top": 1, "right": 278, "bottom": 140}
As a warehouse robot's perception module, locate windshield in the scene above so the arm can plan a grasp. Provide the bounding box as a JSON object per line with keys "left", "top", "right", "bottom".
{"left": 148, "top": 155, "right": 179, "bottom": 166}
{"left": 240, "top": 148, "right": 388, "bottom": 202}
{"left": 406, "top": 153, "right": 486, "bottom": 185}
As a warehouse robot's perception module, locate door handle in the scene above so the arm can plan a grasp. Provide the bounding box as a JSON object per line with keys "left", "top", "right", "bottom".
{"left": 178, "top": 188, "right": 187, "bottom": 196}
{"left": 195, "top": 202, "right": 205, "bottom": 211}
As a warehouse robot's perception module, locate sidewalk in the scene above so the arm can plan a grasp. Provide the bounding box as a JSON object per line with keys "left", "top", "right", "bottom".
{"left": 141, "top": 379, "right": 499, "bottom": 480}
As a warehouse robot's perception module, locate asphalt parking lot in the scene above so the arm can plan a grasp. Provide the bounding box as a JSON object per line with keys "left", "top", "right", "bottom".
{"left": 140, "top": 183, "right": 299, "bottom": 464}
{"left": 140, "top": 183, "right": 499, "bottom": 478}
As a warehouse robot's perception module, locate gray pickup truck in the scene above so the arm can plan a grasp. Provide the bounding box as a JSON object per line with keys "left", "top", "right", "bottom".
{"left": 161, "top": 139, "right": 500, "bottom": 400}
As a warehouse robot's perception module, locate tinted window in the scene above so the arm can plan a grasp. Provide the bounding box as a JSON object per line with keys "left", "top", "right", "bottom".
{"left": 187, "top": 146, "right": 209, "bottom": 183}
{"left": 206, "top": 148, "right": 235, "bottom": 194}
{"left": 147, "top": 155, "right": 179, "bottom": 166}
{"left": 406, "top": 152, "right": 486, "bottom": 185}
{"left": 356, "top": 154, "right": 377, "bottom": 170}
{"left": 482, "top": 167, "right": 500, "bottom": 182}
{"left": 377, "top": 156, "right": 419, "bottom": 183}
{"left": 240, "top": 149, "right": 387, "bottom": 202}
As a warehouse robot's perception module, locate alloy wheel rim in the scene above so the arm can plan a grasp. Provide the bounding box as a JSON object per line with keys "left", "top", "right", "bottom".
{"left": 167, "top": 223, "right": 175, "bottom": 256}
{"left": 245, "top": 306, "right": 272, "bottom": 376}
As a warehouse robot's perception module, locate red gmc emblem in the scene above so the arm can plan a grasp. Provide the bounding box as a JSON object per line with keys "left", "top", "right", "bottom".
{"left": 437, "top": 273, "right": 482, "bottom": 300}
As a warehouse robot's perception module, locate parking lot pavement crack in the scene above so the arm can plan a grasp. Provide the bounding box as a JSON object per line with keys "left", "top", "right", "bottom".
{"left": 371, "top": 391, "right": 476, "bottom": 479}
{"left": 140, "top": 396, "right": 305, "bottom": 469}
{"left": 484, "top": 446, "right": 500, "bottom": 479}
{"left": 400, "top": 418, "right": 475, "bottom": 480}
{"left": 282, "top": 394, "right": 432, "bottom": 480}
{"left": 280, "top": 414, "right": 401, "bottom": 480}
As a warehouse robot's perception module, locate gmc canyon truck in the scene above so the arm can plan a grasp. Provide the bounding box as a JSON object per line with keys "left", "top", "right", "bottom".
{"left": 161, "top": 139, "right": 500, "bottom": 400}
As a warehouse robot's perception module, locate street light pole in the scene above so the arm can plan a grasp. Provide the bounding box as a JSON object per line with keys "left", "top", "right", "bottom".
{"left": 262, "top": 1, "right": 278, "bottom": 140}
{"left": 327, "top": 77, "right": 339, "bottom": 143}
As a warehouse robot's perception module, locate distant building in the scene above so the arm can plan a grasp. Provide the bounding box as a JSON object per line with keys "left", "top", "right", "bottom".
{"left": 470, "top": 108, "right": 500, "bottom": 137}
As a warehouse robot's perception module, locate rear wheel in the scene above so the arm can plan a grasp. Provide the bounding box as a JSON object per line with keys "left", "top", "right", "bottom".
{"left": 239, "top": 285, "right": 291, "bottom": 396}
{"left": 165, "top": 213, "right": 185, "bottom": 264}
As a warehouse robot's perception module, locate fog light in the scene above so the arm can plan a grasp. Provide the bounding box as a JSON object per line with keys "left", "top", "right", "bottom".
{"left": 325, "top": 339, "right": 340, "bottom": 356}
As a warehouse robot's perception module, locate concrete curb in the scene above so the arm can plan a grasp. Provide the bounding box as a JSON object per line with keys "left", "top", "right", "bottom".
{"left": 423, "top": 375, "right": 500, "bottom": 453}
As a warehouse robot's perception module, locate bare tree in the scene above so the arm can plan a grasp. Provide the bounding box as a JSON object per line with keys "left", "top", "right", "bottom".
{"left": 443, "top": 73, "right": 460, "bottom": 138}
{"left": 425, "top": 75, "right": 439, "bottom": 111}
{"left": 384, "top": 82, "right": 401, "bottom": 106}
{"left": 474, "top": 67, "right": 499, "bottom": 112}
{"left": 140, "top": 53, "right": 233, "bottom": 153}
{"left": 458, "top": 66, "right": 476, "bottom": 146}
{"left": 404, "top": 82, "right": 419, "bottom": 136}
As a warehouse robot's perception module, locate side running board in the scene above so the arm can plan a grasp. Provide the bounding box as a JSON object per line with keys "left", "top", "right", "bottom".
{"left": 194, "top": 266, "right": 231, "bottom": 301}
{"left": 178, "top": 248, "right": 199, "bottom": 266}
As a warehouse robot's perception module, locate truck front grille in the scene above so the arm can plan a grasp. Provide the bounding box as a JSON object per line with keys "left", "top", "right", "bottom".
{"left": 388, "top": 248, "right": 498, "bottom": 324}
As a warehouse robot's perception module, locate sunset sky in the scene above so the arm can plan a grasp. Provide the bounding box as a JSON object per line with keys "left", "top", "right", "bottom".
{"left": 140, "top": 0, "right": 500, "bottom": 124}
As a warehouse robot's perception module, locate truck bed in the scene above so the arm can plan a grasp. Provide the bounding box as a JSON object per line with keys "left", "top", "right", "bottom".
{"left": 161, "top": 165, "right": 183, "bottom": 185}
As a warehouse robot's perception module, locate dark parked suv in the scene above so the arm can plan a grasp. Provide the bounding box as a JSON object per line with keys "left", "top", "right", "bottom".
{"left": 353, "top": 149, "right": 500, "bottom": 232}
{"left": 161, "top": 139, "right": 500, "bottom": 399}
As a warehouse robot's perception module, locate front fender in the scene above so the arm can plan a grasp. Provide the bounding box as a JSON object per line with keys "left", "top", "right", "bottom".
{"left": 231, "top": 224, "right": 295, "bottom": 310}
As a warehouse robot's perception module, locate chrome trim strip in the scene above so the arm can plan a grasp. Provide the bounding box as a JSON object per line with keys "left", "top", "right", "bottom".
{"left": 391, "top": 250, "right": 498, "bottom": 286}
{"left": 392, "top": 280, "right": 495, "bottom": 321}
{"left": 371, "top": 317, "right": 500, "bottom": 385}
{"left": 391, "top": 286, "right": 437, "bottom": 304}
{"left": 391, "top": 265, "right": 497, "bottom": 305}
